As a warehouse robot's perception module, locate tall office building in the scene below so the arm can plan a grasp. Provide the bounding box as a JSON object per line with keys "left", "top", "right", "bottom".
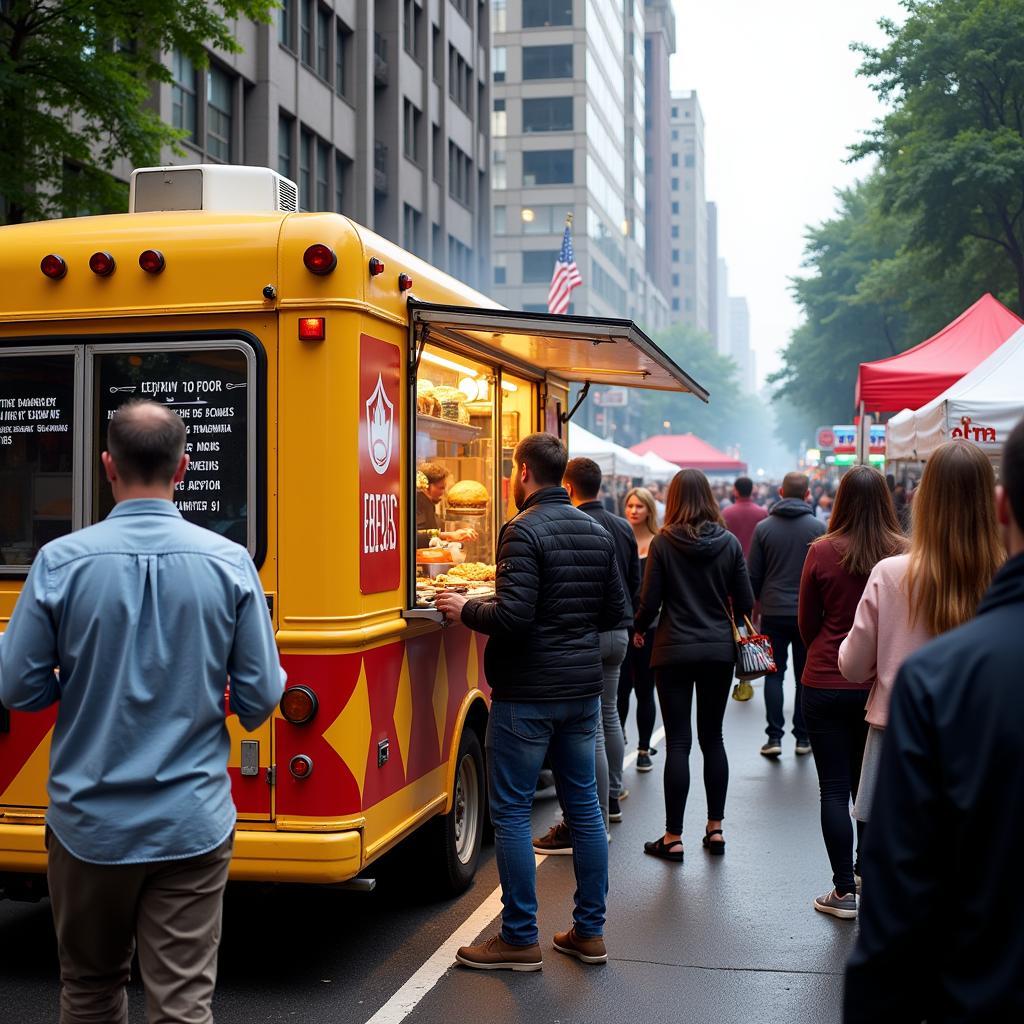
{"left": 145, "top": 1, "right": 490, "bottom": 288}
{"left": 643, "top": 0, "right": 676, "bottom": 300}
{"left": 729, "top": 295, "right": 756, "bottom": 393}
{"left": 707, "top": 200, "right": 719, "bottom": 349}
{"left": 489, "top": 0, "right": 667, "bottom": 331}
{"left": 667, "top": 91, "right": 709, "bottom": 332}
{"left": 716, "top": 257, "right": 730, "bottom": 357}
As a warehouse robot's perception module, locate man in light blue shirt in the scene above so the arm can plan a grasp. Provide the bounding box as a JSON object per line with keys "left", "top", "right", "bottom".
{"left": 0, "top": 399, "right": 284, "bottom": 1024}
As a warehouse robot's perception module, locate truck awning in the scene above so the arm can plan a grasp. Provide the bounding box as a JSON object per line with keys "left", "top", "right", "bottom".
{"left": 408, "top": 301, "right": 709, "bottom": 401}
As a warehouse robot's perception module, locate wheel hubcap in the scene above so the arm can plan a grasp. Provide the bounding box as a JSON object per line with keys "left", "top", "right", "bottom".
{"left": 454, "top": 753, "right": 479, "bottom": 864}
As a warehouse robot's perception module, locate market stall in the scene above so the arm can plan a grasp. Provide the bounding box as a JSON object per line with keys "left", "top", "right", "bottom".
{"left": 630, "top": 433, "right": 746, "bottom": 477}
{"left": 887, "top": 324, "right": 1024, "bottom": 461}
{"left": 567, "top": 422, "right": 648, "bottom": 478}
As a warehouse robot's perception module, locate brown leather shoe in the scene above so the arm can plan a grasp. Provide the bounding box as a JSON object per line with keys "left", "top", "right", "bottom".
{"left": 456, "top": 933, "right": 543, "bottom": 972}
{"left": 553, "top": 925, "right": 608, "bottom": 964}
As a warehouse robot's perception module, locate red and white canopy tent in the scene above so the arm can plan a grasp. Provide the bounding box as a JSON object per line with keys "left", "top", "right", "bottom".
{"left": 855, "top": 293, "right": 1022, "bottom": 415}
{"left": 631, "top": 434, "right": 747, "bottom": 476}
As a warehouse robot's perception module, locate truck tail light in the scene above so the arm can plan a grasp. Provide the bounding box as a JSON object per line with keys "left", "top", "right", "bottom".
{"left": 89, "top": 251, "right": 116, "bottom": 277}
{"left": 398, "top": 273, "right": 413, "bottom": 291}
{"left": 280, "top": 685, "right": 319, "bottom": 724}
{"left": 139, "top": 249, "right": 165, "bottom": 274}
{"left": 289, "top": 754, "right": 314, "bottom": 779}
{"left": 40, "top": 254, "right": 67, "bottom": 280}
{"left": 298, "top": 317, "right": 326, "bottom": 341}
{"left": 303, "top": 244, "right": 337, "bottom": 275}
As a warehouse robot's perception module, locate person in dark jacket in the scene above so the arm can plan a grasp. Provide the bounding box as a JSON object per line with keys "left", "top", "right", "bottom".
{"left": 747, "top": 472, "right": 825, "bottom": 757}
{"left": 436, "top": 433, "right": 625, "bottom": 972}
{"left": 843, "top": 419, "right": 1024, "bottom": 1023}
{"left": 634, "top": 469, "right": 754, "bottom": 862}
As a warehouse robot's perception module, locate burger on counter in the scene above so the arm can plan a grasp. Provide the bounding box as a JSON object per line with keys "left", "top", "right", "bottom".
{"left": 445, "top": 479, "right": 489, "bottom": 516}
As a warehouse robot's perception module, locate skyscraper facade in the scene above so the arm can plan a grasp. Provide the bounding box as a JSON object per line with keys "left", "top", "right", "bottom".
{"left": 489, "top": 0, "right": 667, "bottom": 330}
{"left": 729, "top": 295, "right": 756, "bottom": 392}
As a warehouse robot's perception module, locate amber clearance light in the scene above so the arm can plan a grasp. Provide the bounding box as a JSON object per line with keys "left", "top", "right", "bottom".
{"left": 280, "top": 685, "right": 319, "bottom": 724}
{"left": 40, "top": 254, "right": 68, "bottom": 280}
{"left": 303, "top": 243, "right": 337, "bottom": 275}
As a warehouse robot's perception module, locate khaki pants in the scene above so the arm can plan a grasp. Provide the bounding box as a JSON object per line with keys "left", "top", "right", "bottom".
{"left": 46, "top": 830, "right": 233, "bottom": 1024}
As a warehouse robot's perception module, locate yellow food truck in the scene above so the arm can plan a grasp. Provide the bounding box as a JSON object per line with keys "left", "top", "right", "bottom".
{"left": 0, "top": 164, "right": 706, "bottom": 900}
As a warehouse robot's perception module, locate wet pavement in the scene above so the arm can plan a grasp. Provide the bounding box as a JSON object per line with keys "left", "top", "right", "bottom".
{"left": 0, "top": 675, "right": 857, "bottom": 1023}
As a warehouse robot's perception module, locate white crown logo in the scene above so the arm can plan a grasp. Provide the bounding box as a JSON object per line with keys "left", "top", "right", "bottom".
{"left": 366, "top": 373, "right": 394, "bottom": 475}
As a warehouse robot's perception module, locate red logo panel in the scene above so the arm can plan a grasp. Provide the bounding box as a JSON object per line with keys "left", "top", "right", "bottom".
{"left": 359, "top": 334, "right": 401, "bottom": 594}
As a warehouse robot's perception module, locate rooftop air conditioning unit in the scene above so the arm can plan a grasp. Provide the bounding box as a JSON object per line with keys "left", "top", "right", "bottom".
{"left": 129, "top": 165, "right": 299, "bottom": 214}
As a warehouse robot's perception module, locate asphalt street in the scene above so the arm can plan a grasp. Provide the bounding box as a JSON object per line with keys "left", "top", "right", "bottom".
{"left": 0, "top": 674, "right": 857, "bottom": 1024}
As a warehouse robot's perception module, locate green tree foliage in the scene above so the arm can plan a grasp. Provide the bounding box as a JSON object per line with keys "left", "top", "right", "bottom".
{"left": 0, "top": 0, "right": 276, "bottom": 225}
{"left": 854, "top": 0, "right": 1024, "bottom": 310}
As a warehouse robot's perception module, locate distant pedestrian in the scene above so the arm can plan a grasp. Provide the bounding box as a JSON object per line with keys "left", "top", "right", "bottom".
{"left": 798, "top": 467, "right": 906, "bottom": 920}
{"left": 844, "top": 420, "right": 1024, "bottom": 1023}
{"left": 815, "top": 493, "right": 833, "bottom": 525}
{"left": 722, "top": 475, "right": 768, "bottom": 558}
{"left": 437, "top": 433, "right": 625, "bottom": 971}
{"left": 619, "top": 487, "right": 661, "bottom": 772}
{"left": 747, "top": 472, "right": 825, "bottom": 758}
{"left": 0, "top": 400, "right": 285, "bottom": 1024}
{"left": 634, "top": 469, "right": 753, "bottom": 862}
{"left": 839, "top": 440, "right": 1003, "bottom": 822}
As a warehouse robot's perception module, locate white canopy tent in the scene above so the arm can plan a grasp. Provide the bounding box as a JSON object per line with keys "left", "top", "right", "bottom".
{"left": 567, "top": 423, "right": 648, "bottom": 478}
{"left": 638, "top": 449, "right": 680, "bottom": 482}
{"left": 887, "top": 324, "right": 1024, "bottom": 460}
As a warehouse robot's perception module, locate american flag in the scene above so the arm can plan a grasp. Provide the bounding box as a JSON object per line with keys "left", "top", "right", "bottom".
{"left": 547, "top": 221, "right": 582, "bottom": 315}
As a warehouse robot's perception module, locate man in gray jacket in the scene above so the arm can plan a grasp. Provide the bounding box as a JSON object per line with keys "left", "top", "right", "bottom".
{"left": 747, "top": 472, "right": 825, "bottom": 757}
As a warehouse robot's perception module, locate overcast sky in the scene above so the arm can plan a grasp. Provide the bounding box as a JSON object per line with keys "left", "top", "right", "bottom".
{"left": 669, "top": 0, "right": 908, "bottom": 387}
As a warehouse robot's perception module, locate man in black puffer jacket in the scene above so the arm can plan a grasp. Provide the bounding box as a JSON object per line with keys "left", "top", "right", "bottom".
{"left": 436, "top": 433, "right": 625, "bottom": 973}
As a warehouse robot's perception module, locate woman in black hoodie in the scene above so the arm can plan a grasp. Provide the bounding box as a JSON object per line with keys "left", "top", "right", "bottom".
{"left": 635, "top": 469, "right": 754, "bottom": 861}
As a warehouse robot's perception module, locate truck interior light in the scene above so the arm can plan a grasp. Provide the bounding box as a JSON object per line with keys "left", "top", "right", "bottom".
{"left": 500, "top": 380, "right": 519, "bottom": 393}
{"left": 89, "top": 251, "right": 116, "bottom": 277}
{"left": 139, "top": 249, "right": 165, "bottom": 274}
{"left": 303, "top": 243, "right": 337, "bottom": 275}
{"left": 398, "top": 273, "right": 413, "bottom": 291}
{"left": 368, "top": 257, "right": 385, "bottom": 276}
{"left": 421, "top": 351, "right": 478, "bottom": 377}
{"left": 298, "top": 317, "right": 326, "bottom": 341}
{"left": 280, "top": 685, "right": 319, "bottom": 724}
{"left": 289, "top": 754, "right": 314, "bottom": 780}
{"left": 40, "top": 254, "right": 67, "bottom": 280}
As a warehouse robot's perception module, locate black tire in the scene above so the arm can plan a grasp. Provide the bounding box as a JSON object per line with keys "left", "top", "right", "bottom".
{"left": 423, "top": 727, "right": 486, "bottom": 897}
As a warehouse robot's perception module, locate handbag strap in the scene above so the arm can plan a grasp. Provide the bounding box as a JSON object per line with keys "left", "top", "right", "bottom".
{"left": 720, "top": 595, "right": 742, "bottom": 643}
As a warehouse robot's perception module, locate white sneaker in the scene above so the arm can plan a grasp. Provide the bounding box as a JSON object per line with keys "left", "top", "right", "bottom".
{"left": 813, "top": 888, "right": 857, "bottom": 919}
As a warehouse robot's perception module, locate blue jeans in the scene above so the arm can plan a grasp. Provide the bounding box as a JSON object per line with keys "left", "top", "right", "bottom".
{"left": 761, "top": 615, "right": 808, "bottom": 743}
{"left": 485, "top": 698, "right": 608, "bottom": 945}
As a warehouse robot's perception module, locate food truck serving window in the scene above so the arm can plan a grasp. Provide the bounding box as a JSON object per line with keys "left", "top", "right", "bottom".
{"left": 0, "top": 337, "right": 260, "bottom": 575}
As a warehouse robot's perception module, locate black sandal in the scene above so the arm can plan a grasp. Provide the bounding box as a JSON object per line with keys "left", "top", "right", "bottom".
{"left": 702, "top": 828, "right": 726, "bottom": 855}
{"left": 644, "top": 836, "right": 684, "bottom": 862}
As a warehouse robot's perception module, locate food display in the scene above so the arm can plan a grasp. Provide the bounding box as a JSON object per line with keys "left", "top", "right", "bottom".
{"left": 414, "top": 568, "right": 496, "bottom": 609}
{"left": 447, "top": 562, "right": 496, "bottom": 582}
{"left": 445, "top": 479, "right": 489, "bottom": 516}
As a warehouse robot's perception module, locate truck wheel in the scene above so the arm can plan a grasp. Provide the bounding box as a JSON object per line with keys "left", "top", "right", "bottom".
{"left": 426, "top": 727, "right": 485, "bottom": 897}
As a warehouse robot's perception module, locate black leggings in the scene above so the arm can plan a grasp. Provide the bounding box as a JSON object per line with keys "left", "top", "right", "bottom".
{"left": 618, "top": 630, "right": 657, "bottom": 750}
{"left": 655, "top": 662, "right": 733, "bottom": 834}
{"left": 801, "top": 686, "right": 868, "bottom": 897}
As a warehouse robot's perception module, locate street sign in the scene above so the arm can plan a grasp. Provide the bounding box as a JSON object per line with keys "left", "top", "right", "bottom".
{"left": 816, "top": 427, "right": 835, "bottom": 450}
{"left": 594, "top": 387, "right": 628, "bottom": 407}
{"left": 832, "top": 425, "right": 856, "bottom": 454}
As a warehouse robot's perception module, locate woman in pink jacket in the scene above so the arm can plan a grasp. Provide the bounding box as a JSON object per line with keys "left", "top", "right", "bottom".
{"left": 839, "top": 439, "right": 1004, "bottom": 822}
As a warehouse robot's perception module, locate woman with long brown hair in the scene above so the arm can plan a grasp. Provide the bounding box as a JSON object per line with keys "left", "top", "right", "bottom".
{"left": 619, "top": 487, "right": 660, "bottom": 772}
{"left": 634, "top": 470, "right": 753, "bottom": 861}
{"left": 798, "top": 466, "right": 906, "bottom": 919}
{"left": 839, "top": 440, "right": 1004, "bottom": 822}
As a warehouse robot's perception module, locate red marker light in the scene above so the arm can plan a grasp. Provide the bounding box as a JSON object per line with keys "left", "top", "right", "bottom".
{"left": 139, "top": 249, "right": 165, "bottom": 274}
{"left": 298, "top": 317, "right": 326, "bottom": 341}
{"left": 368, "top": 257, "right": 385, "bottom": 276}
{"left": 40, "top": 254, "right": 67, "bottom": 280}
{"left": 303, "top": 243, "right": 337, "bottom": 275}
{"left": 89, "top": 251, "right": 116, "bottom": 277}
{"left": 280, "top": 685, "right": 319, "bottom": 725}
{"left": 289, "top": 754, "right": 314, "bottom": 780}
{"left": 398, "top": 273, "right": 413, "bottom": 291}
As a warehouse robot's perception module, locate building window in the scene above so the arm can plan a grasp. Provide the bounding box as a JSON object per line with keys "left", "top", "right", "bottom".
{"left": 672, "top": 298, "right": 680, "bottom": 311}
{"left": 448, "top": 46, "right": 472, "bottom": 113}
{"left": 493, "top": 0, "right": 507, "bottom": 32}
{"left": 403, "top": 100, "right": 423, "bottom": 164}
{"left": 671, "top": 153, "right": 678, "bottom": 167}
{"left": 671, "top": 128, "right": 678, "bottom": 140}
{"left": 448, "top": 141, "right": 472, "bottom": 205}
{"left": 522, "top": 0, "right": 572, "bottom": 27}
{"left": 493, "top": 206, "right": 506, "bottom": 235}
{"left": 278, "top": 114, "right": 294, "bottom": 181}
{"left": 335, "top": 152, "right": 352, "bottom": 213}
{"left": 336, "top": 21, "right": 352, "bottom": 98}
{"left": 432, "top": 123, "right": 442, "bottom": 182}
{"left": 493, "top": 46, "right": 506, "bottom": 83}
{"left": 494, "top": 264, "right": 507, "bottom": 285}
{"left": 522, "top": 44, "right": 572, "bottom": 80}
{"left": 432, "top": 25, "right": 442, "bottom": 83}
{"left": 300, "top": 0, "right": 313, "bottom": 66}
{"left": 684, "top": 248, "right": 694, "bottom": 264}
{"left": 522, "top": 149, "right": 573, "bottom": 185}
{"left": 671, "top": 177, "right": 679, "bottom": 190}
{"left": 316, "top": 5, "right": 331, "bottom": 80}
{"left": 171, "top": 50, "right": 197, "bottom": 141}
{"left": 448, "top": 234, "right": 473, "bottom": 283}
{"left": 278, "top": 0, "right": 294, "bottom": 50}
{"left": 206, "top": 66, "right": 233, "bottom": 162}
{"left": 450, "top": 0, "right": 472, "bottom": 26}
{"left": 493, "top": 146, "right": 507, "bottom": 189}
{"left": 522, "top": 96, "right": 573, "bottom": 133}
{"left": 523, "top": 250, "right": 556, "bottom": 283}
{"left": 671, "top": 248, "right": 679, "bottom": 262}
{"left": 671, "top": 272, "right": 680, "bottom": 286}
{"left": 299, "top": 128, "right": 313, "bottom": 210}
{"left": 492, "top": 98, "right": 507, "bottom": 137}
{"left": 684, "top": 153, "right": 695, "bottom": 168}
{"left": 432, "top": 222, "right": 442, "bottom": 262}
{"left": 671, "top": 106, "right": 678, "bottom": 117}
{"left": 315, "top": 139, "right": 330, "bottom": 210}
{"left": 671, "top": 201, "right": 679, "bottom": 214}
{"left": 521, "top": 204, "right": 572, "bottom": 234}
{"left": 671, "top": 225, "right": 679, "bottom": 238}
{"left": 404, "top": 0, "right": 423, "bottom": 60}
{"left": 404, "top": 203, "right": 424, "bottom": 257}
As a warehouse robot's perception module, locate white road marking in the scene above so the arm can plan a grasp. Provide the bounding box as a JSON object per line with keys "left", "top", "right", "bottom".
{"left": 363, "top": 724, "right": 667, "bottom": 1024}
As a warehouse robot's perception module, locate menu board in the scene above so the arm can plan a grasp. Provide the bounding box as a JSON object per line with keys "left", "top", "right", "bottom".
{"left": 94, "top": 348, "right": 250, "bottom": 547}
{"left": 0, "top": 353, "right": 76, "bottom": 566}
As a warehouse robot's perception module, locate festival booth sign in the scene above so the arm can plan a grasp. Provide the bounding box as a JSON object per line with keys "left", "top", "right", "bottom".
{"left": 887, "top": 325, "right": 1024, "bottom": 460}
{"left": 855, "top": 293, "right": 1022, "bottom": 415}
